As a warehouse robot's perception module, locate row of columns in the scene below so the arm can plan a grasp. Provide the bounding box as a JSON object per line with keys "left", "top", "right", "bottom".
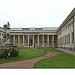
{"left": 13, "top": 35, "right": 55, "bottom": 47}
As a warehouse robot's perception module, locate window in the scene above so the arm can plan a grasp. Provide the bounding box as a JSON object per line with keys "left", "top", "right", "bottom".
{"left": 72, "top": 32, "right": 74, "bottom": 43}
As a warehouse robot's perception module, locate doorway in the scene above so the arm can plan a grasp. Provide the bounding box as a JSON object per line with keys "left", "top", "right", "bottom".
{"left": 29, "top": 35, "right": 33, "bottom": 46}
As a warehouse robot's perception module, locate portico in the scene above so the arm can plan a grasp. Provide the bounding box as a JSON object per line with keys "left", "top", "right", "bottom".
{"left": 10, "top": 27, "right": 57, "bottom": 47}
{"left": 10, "top": 33, "right": 57, "bottom": 47}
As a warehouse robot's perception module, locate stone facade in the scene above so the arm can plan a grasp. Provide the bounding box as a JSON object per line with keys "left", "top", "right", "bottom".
{"left": 0, "top": 8, "right": 75, "bottom": 49}
{"left": 0, "top": 27, "right": 5, "bottom": 47}
{"left": 57, "top": 8, "right": 75, "bottom": 50}
{"left": 10, "top": 27, "right": 57, "bottom": 47}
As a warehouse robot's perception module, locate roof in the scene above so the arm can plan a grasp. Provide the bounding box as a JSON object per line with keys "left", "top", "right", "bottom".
{"left": 10, "top": 27, "right": 58, "bottom": 31}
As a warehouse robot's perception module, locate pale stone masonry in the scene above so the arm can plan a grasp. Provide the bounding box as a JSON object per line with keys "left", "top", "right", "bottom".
{"left": 0, "top": 27, "right": 5, "bottom": 47}
{"left": 0, "top": 8, "right": 75, "bottom": 49}
{"left": 10, "top": 27, "right": 58, "bottom": 47}
{"left": 57, "top": 8, "right": 75, "bottom": 50}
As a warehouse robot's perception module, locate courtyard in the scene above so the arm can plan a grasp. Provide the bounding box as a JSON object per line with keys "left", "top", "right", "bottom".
{"left": 0, "top": 47, "right": 75, "bottom": 68}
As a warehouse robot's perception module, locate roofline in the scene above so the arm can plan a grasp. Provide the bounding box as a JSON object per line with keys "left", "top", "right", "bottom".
{"left": 10, "top": 27, "right": 58, "bottom": 31}
{"left": 57, "top": 8, "right": 75, "bottom": 32}
{"left": 0, "top": 27, "right": 5, "bottom": 32}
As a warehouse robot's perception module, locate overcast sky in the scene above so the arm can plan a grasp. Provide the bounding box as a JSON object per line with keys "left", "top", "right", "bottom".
{"left": 0, "top": 0, "right": 75, "bottom": 28}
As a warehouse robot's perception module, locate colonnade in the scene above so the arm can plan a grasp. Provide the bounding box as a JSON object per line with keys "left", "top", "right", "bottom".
{"left": 11, "top": 35, "right": 57, "bottom": 47}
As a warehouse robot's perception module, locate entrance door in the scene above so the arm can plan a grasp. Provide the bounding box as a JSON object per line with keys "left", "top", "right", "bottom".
{"left": 29, "top": 35, "right": 33, "bottom": 46}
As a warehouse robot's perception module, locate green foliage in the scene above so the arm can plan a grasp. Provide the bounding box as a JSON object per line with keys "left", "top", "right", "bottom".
{"left": 0, "top": 48, "right": 46, "bottom": 64}
{"left": 0, "top": 48, "right": 19, "bottom": 58}
{"left": 0, "top": 49, "right": 9, "bottom": 58}
{"left": 34, "top": 54, "right": 75, "bottom": 68}
{"left": 2, "top": 49, "right": 10, "bottom": 58}
{"left": 0, "top": 50, "right": 2, "bottom": 58}
{"left": 10, "top": 48, "right": 19, "bottom": 57}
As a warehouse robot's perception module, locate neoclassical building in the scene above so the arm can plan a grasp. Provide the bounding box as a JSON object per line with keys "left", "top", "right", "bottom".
{"left": 0, "top": 8, "right": 75, "bottom": 49}
{"left": 10, "top": 27, "right": 57, "bottom": 47}
{"left": 57, "top": 8, "right": 75, "bottom": 50}
{"left": 0, "top": 27, "right": 5, "bottom": 47}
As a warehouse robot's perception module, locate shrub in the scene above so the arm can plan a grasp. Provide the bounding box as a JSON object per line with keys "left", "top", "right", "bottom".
{"left": 0, "top": 50, "right": 2, "bottom": 58}
{"left": 0, "top": 47, "right": 19, "bottom": 58}
{"left": 2, "top": 49, "right": 8, "bottom": 58}
{"left": 10, "top": 48, "right": 19, "bottom": 57}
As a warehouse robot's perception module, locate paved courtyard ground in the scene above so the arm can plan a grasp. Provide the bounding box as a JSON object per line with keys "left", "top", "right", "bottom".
{"left": 57, "top": 48, "right": 75, "bottom": 56}
{"left": 0, "top": 50, "right": 63, "bottom": 68}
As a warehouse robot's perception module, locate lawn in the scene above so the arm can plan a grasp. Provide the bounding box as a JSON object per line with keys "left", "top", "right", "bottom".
{"left": 40, "top": 47, "right": 62, "bottom": 52}
{"left": 34, "top": 54, "right": 75, "bottom": 68}
{"left": 0, "top": 48, "right": 46, "bottom": 64}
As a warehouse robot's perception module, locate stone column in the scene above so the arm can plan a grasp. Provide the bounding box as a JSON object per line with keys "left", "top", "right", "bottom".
{"left": 1, "top": 34, "right": 3, "bottom": 43}
{"left": 0, "top": 33, "right": 3, "bottom": 44}
{"left": 70, "top": 25, "right": 72, "bottom": 45}
{"left": 47, "top": 35, "right": 49, "bottom": 47}
{"left": 37, "top": 35, "right": 39, "bottom": 46}
{"left": 13, "top": 35, "right": 15, "bottom": 45}
{"left": 23, "top": 35, "right": 25, "bottom": 47}
{"left": 18, "top": 35, "right": 20, "bottom": 46}
{"left": 1, "top": 33, "right": 2, "bottom": 38}
{"left": 28, "top": 35, "right": 29, "bottom": 47}
{"left": 0, "top": 33, "right": 1, "bottom": 44}
{"left": 52, "top": 35, "right": 54, "bottom": 47}
{"left": 74, "top": 16, "right": 75, "bottom": 43}
{"left": 42, "top": 35, "right": 44, "bottom": 47}
{"left": 33, "top": 35, "right": 34, "bottom": 47}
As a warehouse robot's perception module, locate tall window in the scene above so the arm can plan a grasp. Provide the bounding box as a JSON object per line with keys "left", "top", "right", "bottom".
{"left": 72, "top": 32, "right": 74, "bottom": 43}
